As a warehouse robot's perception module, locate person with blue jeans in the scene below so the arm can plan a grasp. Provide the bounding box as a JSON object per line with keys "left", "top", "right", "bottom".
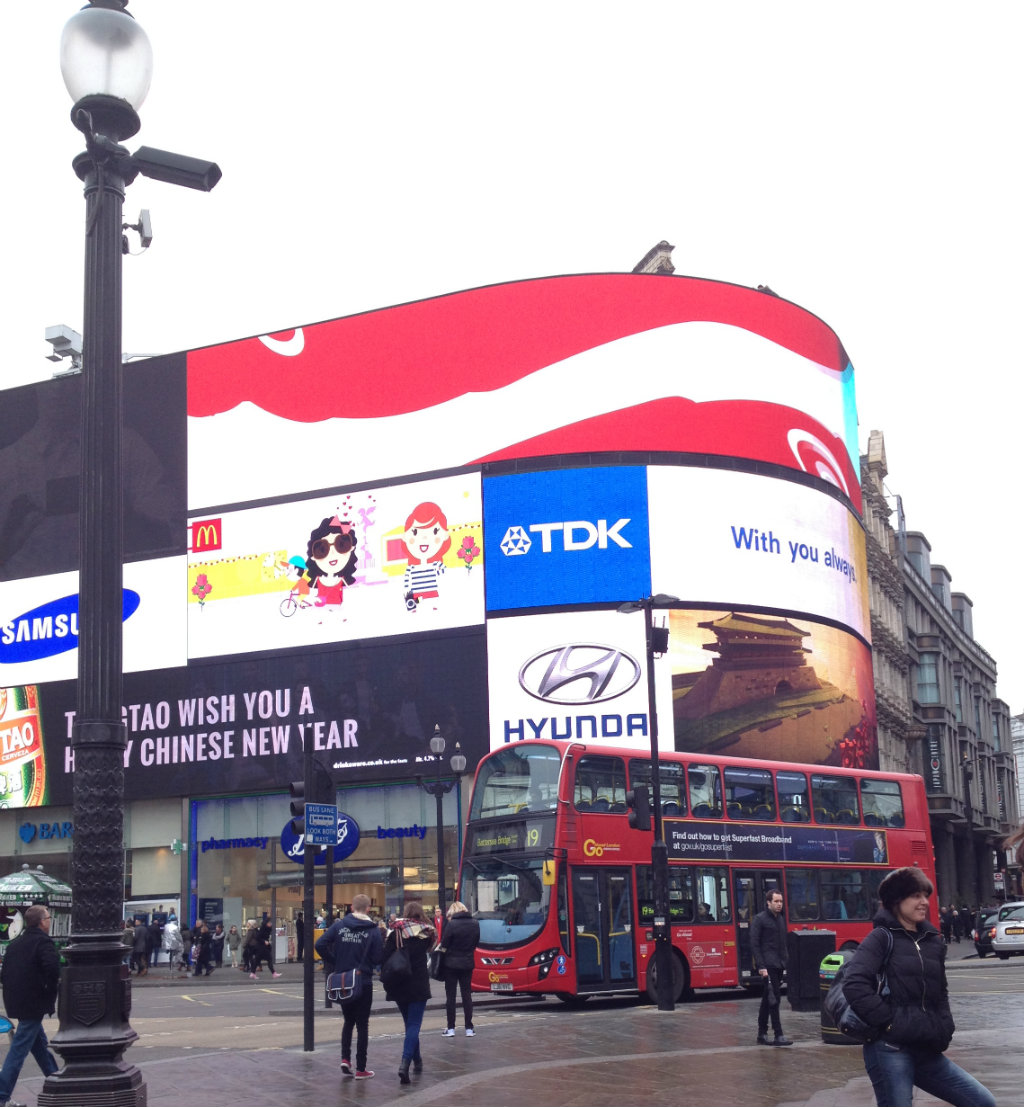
{"left": 845, "top": 866, "right": 995, "bottom": 1107}
{"left": 382, "top": 900, "right": 435, "bottom": 1085}
{"left": 0, "top": 903, "right": 61, "bottom": 1107}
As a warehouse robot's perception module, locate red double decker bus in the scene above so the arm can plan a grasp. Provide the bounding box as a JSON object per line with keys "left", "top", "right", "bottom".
{"left": 459, "top": 739, "right": 935, "bottom": 1002}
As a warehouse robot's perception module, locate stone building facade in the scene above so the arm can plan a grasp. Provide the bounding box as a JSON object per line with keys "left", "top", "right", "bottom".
{"left": 861, "top": 430, "right": 1018, "bottom": 904}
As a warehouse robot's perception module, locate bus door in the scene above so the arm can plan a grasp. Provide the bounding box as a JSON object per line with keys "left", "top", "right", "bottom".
{"left": 570, "top": 868, "right": 636, "bottom": 992}
{"left": 733, "top": 870, "right": 782, "bottom": 981}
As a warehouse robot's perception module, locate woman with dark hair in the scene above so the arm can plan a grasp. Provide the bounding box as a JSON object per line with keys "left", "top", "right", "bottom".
{"left": 305, "top": 515, "right": 358, "bottom": 611}
{"left": 844, "top": 866, "right": 995, "bottom": 1107}
{"left": 382, "top": 901, "right": 435, "bottom": 1084}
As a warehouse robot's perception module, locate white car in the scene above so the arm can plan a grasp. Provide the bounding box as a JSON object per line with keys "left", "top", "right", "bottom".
{"left": 991, "top": 904, "right": 1024, "bottom": 960}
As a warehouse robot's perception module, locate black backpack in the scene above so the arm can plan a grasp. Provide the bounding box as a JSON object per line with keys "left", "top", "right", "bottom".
{"left": 822, "top": 928, "right": 894, "bottom": 1043}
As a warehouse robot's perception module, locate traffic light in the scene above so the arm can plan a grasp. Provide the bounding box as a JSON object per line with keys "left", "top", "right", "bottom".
{"left": 627, "top": 784, "right": 652, "bottom": 831}
{"left": 289, "top": 780, "right": 306, "bottom": 835}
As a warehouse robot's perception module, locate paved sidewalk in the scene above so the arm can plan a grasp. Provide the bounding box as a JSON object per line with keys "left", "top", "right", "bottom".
{"left": 13, "top": 947, "right": 1018, "bottom": 1107}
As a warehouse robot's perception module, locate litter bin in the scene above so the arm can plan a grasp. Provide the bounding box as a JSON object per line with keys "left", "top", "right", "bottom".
{"left": 820, "top": 950, "right": 858, "bottom": 1044}
{"left": 786, "top": 928, "right": 835, "bottom": 1010}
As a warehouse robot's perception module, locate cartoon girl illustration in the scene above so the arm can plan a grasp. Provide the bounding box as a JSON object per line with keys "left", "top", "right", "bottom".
{"left": 399, "top": 502, "right": 450, "bottom": 612}
{"left": 305, "top": 515, "right": 358, "bottom": 613}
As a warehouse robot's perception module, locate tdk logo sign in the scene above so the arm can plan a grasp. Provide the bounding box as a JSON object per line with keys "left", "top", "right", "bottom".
{"left": 500, "top": 519, "right": 632, "bottom": 557}
{"left": 484, "top": 468, "right": 650, "bottom": 611}
{"left": 1, "top": 591, "right": 141, "bottom": 664}
{"left": 520, "top": 645, "right": 641, "bottom": 704}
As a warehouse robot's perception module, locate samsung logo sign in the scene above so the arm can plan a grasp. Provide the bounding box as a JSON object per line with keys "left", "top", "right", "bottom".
{"left": 519, "top": 644, "right": 642, "bottom": 705}
{"left": 0, "top": 591, "right": 141, "bottom": 663}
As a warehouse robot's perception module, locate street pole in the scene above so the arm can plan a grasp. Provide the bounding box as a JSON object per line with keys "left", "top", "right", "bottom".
{"left": 435, "top": 785, "right": 447, "bottom": 917}
{"left": 301, "top": 729, "right": 315, "bottom": 1051}
{"left": 643, "top": 598, "right": 675, "bottom": 1012}
{"left": 416, "top": 727, "right": 466, "bottom": 919}
{"left": 47, "top": 8, "right": 219, "bottom": 1102}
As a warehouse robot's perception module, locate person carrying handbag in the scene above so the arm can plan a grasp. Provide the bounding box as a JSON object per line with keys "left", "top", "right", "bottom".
{"left": 315, "top": 895, "right": 383, "bottom": 1081}
{"left": 382, "top": 901, "right": 435, "bottom": 1085}
{"left": 440, "top": 900, "right": 480, "bottom": 1038}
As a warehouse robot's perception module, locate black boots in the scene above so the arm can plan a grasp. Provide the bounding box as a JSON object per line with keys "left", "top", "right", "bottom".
{"left": 412, "top": 1057, "right": 423, "bottom": 1074}
{"left": 398, "top": 1059, "right": 411, "bottom": 1085}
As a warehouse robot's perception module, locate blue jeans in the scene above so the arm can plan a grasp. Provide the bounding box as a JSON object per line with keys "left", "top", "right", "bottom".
{"left": 863, "top": 1040, "right": 996, "bottom": 1107}
{"left": 396, "top": 1000, "right": 426, "bottom": 1063}
{"left": 0, "top": 1018, "right": 59, "bottom": 1101}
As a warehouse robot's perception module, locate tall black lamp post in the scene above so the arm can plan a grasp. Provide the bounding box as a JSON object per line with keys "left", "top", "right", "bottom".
{"left": 42, "top": 5, "right": 219, "bottom": 1104}
{"left": 416, "top": 726, "right": 467, "bottom": 918}
{"left": 619, "top": 594, "right": 678, "bottom": 1012}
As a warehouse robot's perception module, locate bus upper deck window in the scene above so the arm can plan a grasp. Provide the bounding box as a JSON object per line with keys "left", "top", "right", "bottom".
{"left": 777, "top": 770, "right": 810, "bottom": 823}
{"left": 811, "top": 773, "right": 860, "bottom": 825}
{"left": 688, "top": 765, "right": 721, "bottom": 818}
{"left": 860, "top": 778, "right": 904, "bottom": 828}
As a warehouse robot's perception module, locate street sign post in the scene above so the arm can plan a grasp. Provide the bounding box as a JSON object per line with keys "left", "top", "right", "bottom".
{"left": 304, "top": 803, "right": 339, "bottom": 846}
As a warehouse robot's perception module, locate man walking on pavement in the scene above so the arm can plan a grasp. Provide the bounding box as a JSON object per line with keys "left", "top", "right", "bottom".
{"left": 751, "top": 888, "right": 793, "bottom": 1046}
{"left": 0, "top": 903, "right": 61, "bottom": 1107}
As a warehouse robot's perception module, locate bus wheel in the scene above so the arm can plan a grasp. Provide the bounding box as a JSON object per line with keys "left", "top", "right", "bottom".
{"left": 646, "top": 953, "right": 688, "bottom": 1003}
{"left": 556, "top": 993, "right": 590, "bottom": 1007}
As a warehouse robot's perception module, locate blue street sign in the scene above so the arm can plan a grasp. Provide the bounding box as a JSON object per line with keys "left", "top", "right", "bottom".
{"left": 305, "top": 803, "right": 339, "bottom": 845}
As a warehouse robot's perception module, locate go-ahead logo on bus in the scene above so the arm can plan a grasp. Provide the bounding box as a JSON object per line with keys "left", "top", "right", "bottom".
{"left": 519, "top": 644, "right": 641, "bottom": 705}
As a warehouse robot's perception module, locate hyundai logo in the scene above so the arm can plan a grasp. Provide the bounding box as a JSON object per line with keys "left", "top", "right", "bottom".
{"left": 518, "top": 644, "right": 642, "bottom": 705}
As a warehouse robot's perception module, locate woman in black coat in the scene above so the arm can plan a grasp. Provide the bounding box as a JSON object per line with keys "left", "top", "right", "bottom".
{"left": 440, "top": 901, "right": 480, "bottom": 1036}
{"left": 382, "top": 901, "right": 435, "bottom": 1085}
{"left": 844, "top": 867, "right": 994, "bottom": 1107}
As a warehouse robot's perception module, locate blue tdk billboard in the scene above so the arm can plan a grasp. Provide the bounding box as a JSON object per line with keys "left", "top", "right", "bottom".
{"left": 483, "top": 466, "right": 651, "bottom": 610}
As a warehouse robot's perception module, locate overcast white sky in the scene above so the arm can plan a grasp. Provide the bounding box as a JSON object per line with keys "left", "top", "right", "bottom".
{"left": 4, "top": 3, "right": 1022, "bottom": 711}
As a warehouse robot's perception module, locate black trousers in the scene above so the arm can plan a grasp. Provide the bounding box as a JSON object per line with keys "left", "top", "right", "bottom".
{"left": 757, "top": 966, "right": 785, "bottom": 1036}
{"left": 445, "top": 968, "right": 474, "bottom": 1030}
{"left": 340, "top": 986, "right": 373, "bottom": 1071}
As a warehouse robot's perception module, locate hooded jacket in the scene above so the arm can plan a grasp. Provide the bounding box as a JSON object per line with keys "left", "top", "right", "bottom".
{"left": 844, "top": 908, "right": 954, "bottom": 1052}
{"left": 315, "top": 912, "right": 383, "bottom": 976}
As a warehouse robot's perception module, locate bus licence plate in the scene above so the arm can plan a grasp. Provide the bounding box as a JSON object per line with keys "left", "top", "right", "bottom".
{"left": 490, "top": 982, "right": 514, "bottom": 992}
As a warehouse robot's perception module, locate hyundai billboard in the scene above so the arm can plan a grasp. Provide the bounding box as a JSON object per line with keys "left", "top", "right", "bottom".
{"left": 486, "top": 609, "right": 673, "bottom": 752}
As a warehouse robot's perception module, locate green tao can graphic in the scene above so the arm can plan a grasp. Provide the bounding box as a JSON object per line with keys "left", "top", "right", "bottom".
{"left": 0, "top": 686, "right": 48, "bottom": 808}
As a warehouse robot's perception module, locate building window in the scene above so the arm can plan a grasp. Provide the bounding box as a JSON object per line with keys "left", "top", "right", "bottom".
{"left": 916, "top": 654, "right": 939, "bottom": 704}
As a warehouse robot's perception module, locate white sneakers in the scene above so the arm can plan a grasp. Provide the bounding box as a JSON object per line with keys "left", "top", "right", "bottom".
{"left": 441, "top": 1028, "right": 455, "bottom": 1037}
{"left": 466, "top": 1029, "right": 475, "bottom": 1036}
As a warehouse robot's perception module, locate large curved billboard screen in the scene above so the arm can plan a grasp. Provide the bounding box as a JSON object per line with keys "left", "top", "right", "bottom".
{"left": 187, "top": 274, "right": 859, "bottom": 512}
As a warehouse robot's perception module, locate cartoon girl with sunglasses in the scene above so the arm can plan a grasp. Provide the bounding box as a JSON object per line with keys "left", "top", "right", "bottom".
{"left": 305, "top": 515, "right": 358, "bottom": 611}
{"left": 399, "top": 501, "right": 450, "bottom": 612}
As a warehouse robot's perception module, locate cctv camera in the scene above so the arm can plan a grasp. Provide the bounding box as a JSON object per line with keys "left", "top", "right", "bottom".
{"left": 132, "top": 146, "right": 222, "bottom": 192}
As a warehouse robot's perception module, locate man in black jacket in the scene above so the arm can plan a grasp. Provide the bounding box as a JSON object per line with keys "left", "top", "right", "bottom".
{"left": 0, "top": 904, "right": 61, "bottom": 1107}
{"left": 750, "top": 889, "right": 792, "bottom": 1046}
